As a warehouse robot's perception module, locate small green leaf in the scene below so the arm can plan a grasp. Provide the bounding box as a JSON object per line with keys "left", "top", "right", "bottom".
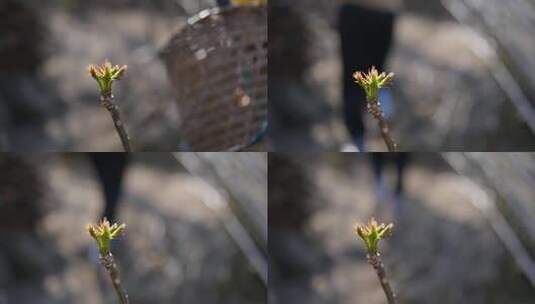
{"left": 354, "top": 218, "right": 393, "bottom": 255}
{"left": 87, "top": 218, "right": 126, "bottom": 255}
{"left": 88, "top": 60, "right": 127, "bottom": 96}
{"left": 353, "top": 66, "right": 394, "bottom": 103}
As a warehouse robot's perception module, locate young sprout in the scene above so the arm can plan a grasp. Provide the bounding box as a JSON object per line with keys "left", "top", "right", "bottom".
{"left": 88, "top": 60, "right": 132, "bottom": 152}
{"left": 87, "top": 218, "right": 129, "bottom": 304}
{"left": 87, "top": 218, "right": 126, "bottom": 255}
{"left": 353, "top": 67, "right": 398, "bottom": 152}
{"left": 354, "top": 218, "right": 397, "bottom": 304}
{"left": 354, "top": 217, "right": 393, "bottom": 255}
{"left": 88, "top": 61, "right": 127, "bottom": 97}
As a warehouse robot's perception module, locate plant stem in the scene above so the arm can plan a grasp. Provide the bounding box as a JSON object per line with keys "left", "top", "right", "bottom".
{"left": 367, "top": 101, "right": 397, "bottom": 152}
{"left": 367, "top": 253, "right": 397, "bottom": 304}
{"left": 100, "top": 93, "right": 132, "bottom": 152}
{"left": 100, "top": 252, "right": 130, "bottom": 304}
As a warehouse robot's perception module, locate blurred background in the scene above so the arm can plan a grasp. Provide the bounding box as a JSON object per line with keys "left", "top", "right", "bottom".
{"left": 268, "top": 0, "right": 535, "bottom": 151}
{"left": 0, "top": 0, "right": 267, "bottom": 151}
{"left": 0, "top": 152, "right": 267, "bottom": 304}
{"left": 269, "top": 152, "right": 535, "bottom": 303}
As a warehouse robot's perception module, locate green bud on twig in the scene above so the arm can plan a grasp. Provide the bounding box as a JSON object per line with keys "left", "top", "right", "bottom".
{"left": 353, "top": 66, "right": 394, "bottom": 104}
{"left": 87, "top": 60, "right": 132, "bottom": 152}
{"left": 88, "top": 60, "right": 127, "bottom": 96}
{"left": 87, "top": 218, "right": 130, "bottom": 304}
{"left": 354, "top": 217, "right": 393, "bottom": 255}
{"left": 87, "top": 218, "right": 126, "bottom": 255}
{"left": 354, "top": 218, "right": 398, "bottom": 304}
{"left": 353, "top": 67, "right": 398, "bottom": 151}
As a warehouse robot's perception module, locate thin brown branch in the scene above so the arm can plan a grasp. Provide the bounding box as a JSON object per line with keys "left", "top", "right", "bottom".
{"left": 367, "top": 101, "right": 398, "bottom": 152}
{"left": 100, "top": 94, "right": 132, "bottom": 152}
{"left": 367, "top": 253, "right": 397, "bottom": 304}
{"left": 100, "top": 253, "right": 130, "bottom": 304}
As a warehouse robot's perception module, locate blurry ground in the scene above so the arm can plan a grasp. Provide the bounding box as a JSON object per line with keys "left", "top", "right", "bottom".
{"left": 269, "top": 153, "right": 535, "bottom": 304}
{"left": 268, "top": 0, "right": 535, "bottom": 151}
{"left": 1, "top": 0, "right": 220, "bottom": 151}
{"left": 0, "top": 153, "right": 265, "bottom": 304}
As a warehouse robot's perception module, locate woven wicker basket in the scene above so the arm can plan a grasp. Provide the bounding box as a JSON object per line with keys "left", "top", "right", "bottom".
{"left": 163, "top": 5, "right": 267, "bottom": 151}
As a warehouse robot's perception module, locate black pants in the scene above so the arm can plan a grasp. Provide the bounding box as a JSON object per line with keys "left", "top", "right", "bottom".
{"left": 371, "top": 153, "right": 408, "bottom": 197}
{"left": 89, "top": 153, "right": 130, "bottom": 222}
{"left": 217, "top": 0, "right": 231, "bottom": 6}
{"left": 339, "top": 4, "right": 395, "bottom": 144}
